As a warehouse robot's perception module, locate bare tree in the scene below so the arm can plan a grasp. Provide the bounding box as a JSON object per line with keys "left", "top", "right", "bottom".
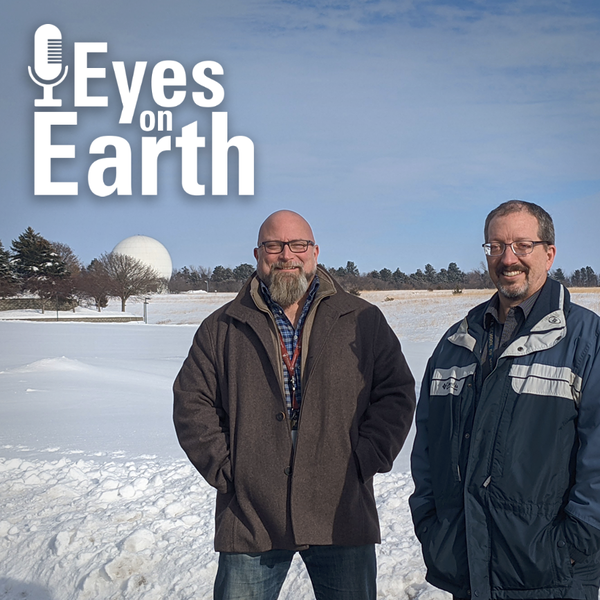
{"left": 190, "top": 265, "right": 212, "bottom": 282}
{"left": 48, "top": 241, "right": 84, "bottom": 310}
{"left": 76, "top": 259, "right": 112, "bottom": 311}
{"left": 99, "top": 252, "right": 163, "bottom": 311}
{"left": 464, "top": 263, "right": 493, "bottom": 289}
{"left": 168, "top": 265, "right": 212, "bottom": 292}
{"left": 51, "top": 242, "right": 83, "bottom": 277}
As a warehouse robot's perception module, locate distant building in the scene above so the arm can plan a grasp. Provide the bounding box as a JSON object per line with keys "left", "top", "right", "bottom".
{"left": 113, "top": 235, "right": 173, "bottom": 280}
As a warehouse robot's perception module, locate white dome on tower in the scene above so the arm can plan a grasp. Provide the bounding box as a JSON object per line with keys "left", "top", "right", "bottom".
{"left": 112, "top": 235, "right": 173, "bottom": 280}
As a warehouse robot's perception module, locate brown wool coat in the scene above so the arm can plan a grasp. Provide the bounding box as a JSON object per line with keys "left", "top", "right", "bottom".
{"left": 173, "top": 267, "right": 416, "bottom": 552}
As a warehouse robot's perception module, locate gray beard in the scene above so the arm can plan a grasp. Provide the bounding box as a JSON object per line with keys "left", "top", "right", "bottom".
{"left": 497, "top": 281, "right": 529, "bottom": 301}
{"left": 495, "top": 268, "right": 529, "bottom": 301}
{"left": 264, "top": 263, "right": 315, "bottom": 308}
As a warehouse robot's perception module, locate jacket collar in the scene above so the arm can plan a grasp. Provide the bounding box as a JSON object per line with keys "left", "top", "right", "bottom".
{"left": 448, "top": 316, "right": 477, "bottom": 353}
{"left": 220, "top": 266, "right": 356, "bottom": 395}
{"left": 501, "top": 280, "right": 567, "bottom": 358}
{"left": 223, "top": 265, "right": 354, "bottom": 321}
{"left": 448, "top": 277, "right": 570, "bottom": 357}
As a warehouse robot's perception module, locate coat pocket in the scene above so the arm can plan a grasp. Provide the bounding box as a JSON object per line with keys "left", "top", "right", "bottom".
{"left": 420, "top": 511, "right": 470, "bottom": 589}
{"left": 489, "top": 508, "right": 572, "bottom": 590}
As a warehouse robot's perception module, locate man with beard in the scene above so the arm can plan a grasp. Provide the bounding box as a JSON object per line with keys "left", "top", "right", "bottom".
{"left": 410, "top": 200, "right": 600, "bottom": 600}
{"left": 174, "top": 210, "right": 416, "bottom": 600}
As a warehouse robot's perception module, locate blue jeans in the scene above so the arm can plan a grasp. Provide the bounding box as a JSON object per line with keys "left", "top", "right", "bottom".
{"left": 214, "top": 544, "right": 377, "bottom": 600}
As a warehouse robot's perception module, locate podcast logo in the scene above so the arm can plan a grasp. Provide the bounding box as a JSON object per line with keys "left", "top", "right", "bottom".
{"left": 29, "top": 24, "right": 69, "bottom": 107}
{"left": 30, "top": 24, "right": 255, "bottom": 197}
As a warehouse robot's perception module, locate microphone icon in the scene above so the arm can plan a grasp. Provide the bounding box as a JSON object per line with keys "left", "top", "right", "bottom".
{"left": 28, "top": 24, "right": 69, "bottom": 107}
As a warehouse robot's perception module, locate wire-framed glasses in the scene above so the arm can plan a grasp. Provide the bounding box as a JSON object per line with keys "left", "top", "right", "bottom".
{"left": 482, "top": 240, "right": 550, "bottom": 257}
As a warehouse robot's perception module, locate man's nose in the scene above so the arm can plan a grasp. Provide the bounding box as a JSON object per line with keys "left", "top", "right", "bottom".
{"left": 279, "top": 243, "right": 295, "bottom": 260}
{"left": 500, "top": 244, "right": 520, "bottom": 264}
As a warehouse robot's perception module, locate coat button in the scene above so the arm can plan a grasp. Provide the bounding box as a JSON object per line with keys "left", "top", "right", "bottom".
{"left": 284, "top": 466, "right": 292, "bottom": 476}
{"left": 558, "top": 540, "right": 566, "bottom": 548}
{"left": 276, "top": 412, "right": 286, "bottom": 421}
{"left": 464, "top": 433, "right": 470, "bottom": 439}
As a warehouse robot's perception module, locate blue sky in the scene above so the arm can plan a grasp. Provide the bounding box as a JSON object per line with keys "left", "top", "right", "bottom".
{"left": 1, "top": 0, "right": 599, "bottom": 275}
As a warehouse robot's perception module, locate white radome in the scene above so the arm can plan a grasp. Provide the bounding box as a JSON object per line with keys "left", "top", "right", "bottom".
{"left": 112, "top": 235, "right": 173, "bottom": 280}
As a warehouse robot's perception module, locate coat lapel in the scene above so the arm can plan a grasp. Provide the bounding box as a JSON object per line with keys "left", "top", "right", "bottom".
{"left": 224, "top": 282, "right": 283, "bottom": 384}
{"left": 301, "top": 299, "right": 355, "bottom": 395}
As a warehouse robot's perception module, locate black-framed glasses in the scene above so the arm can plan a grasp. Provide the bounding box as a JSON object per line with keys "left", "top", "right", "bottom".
{"left": 482, "top": 240, "right": 551, "bottom": 257}
{"left": 258, "top": 240, "right": 315, "bottom": 254}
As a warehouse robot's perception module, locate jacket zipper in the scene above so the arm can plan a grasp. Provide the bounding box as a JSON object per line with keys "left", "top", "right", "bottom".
{"left": 478, "top": 357, "right": 510, "bottom": 488}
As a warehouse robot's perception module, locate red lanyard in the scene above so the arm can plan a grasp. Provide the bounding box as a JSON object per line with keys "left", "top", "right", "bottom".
{"left": 278, "top": 331, "right": 303, "bottom": 410}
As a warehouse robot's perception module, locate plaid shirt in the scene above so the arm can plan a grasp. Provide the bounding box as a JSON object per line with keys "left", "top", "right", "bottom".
{"left": 260, "top": 275, "right": 320, "bottom": 430}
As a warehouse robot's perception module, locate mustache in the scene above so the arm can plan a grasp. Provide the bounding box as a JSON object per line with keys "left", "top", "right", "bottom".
{"left": 271, "top": 261, "right": 303, "bottom": 271}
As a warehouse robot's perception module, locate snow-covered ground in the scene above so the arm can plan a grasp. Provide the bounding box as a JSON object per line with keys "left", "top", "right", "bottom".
{"left": 1, "top": 288, "right": 599, "bottom": 600}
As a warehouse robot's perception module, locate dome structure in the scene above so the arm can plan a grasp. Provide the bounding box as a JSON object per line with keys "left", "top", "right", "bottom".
{"left": 112, "top": 235, "right": 173, "bottom": 280}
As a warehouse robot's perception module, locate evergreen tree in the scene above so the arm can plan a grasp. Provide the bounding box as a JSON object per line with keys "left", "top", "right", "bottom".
{"left": 392, "top": 268, "right": 409, "bottom": 287}
{"left": 345, "top": 261, "right": 359, "bottom": 277}
{"left": 11, "top": 227, "right": 68, "bottom": 282}
{"left": 424, "top": 264, "right": 437, "bottom": 286}
{"left": 0, "top": 240, "right": 18, "bottom": 298}
{"left": 233, "top": 263, "right": 255, "bottom": 282}
{"left": 11, "top": 227, "right": 69, "bottom": 310}
{"left": 211, "top": 265, "right": 234, "bottom": 282}
{"left": 585, "top": 266, "right": 598, "bottom": 287}
{"left": 571, "top": 268, "right": 584, "bottom": 287}
{"left": 379, "top": 268, "right": 392, "bottom": 282}
{"left": 447, "top": 262, "right": 465, "bottom": 284}
{"left": 410, "top": 269, "right": 426, "bottom": 287}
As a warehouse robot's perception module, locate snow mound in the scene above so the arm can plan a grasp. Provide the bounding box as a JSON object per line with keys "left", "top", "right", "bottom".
{"left": 0, "top": 454, "right": 446, "bottom": 600}
{"left": 2, "top": 357, "right": 87, "bottom": 374}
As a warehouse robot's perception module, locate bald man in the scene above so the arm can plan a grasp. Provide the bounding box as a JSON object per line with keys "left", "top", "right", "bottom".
{"left": 174, "top": 211, "right": 415, "bottom": 600}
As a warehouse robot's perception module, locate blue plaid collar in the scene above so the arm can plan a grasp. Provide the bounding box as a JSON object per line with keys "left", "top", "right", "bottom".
{"left": 259, "top": 274, "right": 319, "bottom": 430}
{"left": 259, "top": 274, "right": 320, "bottom": 330}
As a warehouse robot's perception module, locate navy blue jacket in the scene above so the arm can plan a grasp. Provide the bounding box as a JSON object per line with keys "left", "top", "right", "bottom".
{"left": 410, "top": 278, "right": 600, "bottom": 600}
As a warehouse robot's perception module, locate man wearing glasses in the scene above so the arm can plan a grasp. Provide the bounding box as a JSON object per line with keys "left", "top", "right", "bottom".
{"left": 410, "top": 200, "right": 600, "bottom": 600}
{"left": 174, "top": 210, "right": 416, "bottom": 599}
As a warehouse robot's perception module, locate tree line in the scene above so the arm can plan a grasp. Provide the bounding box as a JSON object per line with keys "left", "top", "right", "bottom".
{"left": 2, "top": 227, "right": 599, "bottom": 312}
{"left": 172, "top": 259, "right": 600, "bottom": 294}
